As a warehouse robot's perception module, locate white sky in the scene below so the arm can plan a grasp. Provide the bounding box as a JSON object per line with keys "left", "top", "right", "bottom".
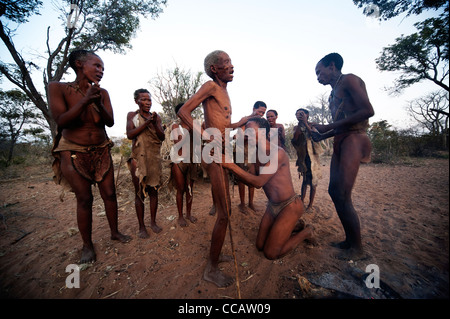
{"left": 0, "top": 0, "right": 444, "bottom": 138}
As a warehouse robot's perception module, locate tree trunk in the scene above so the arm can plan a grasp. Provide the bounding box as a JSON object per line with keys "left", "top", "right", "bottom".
{"left": 0, "top": 20, "right": 57, "bottom": 140}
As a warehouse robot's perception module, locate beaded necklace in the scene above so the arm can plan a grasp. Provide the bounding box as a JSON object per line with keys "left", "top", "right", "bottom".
{"left": 329, "top": 74, "right": 344, "bottom": 121}
{"left": 67, "top": 81, "right": 100, "bottom": 112}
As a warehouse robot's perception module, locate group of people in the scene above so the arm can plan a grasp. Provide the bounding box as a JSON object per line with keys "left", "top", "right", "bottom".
{"left": 49, "top": 49, "right": 374, "bottom": 288}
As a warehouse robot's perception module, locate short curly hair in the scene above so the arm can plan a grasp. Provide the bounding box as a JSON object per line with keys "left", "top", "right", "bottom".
{"left": 253, "top": 101, "right": 267, "bottom": 110}
{"left": 318, "top": 53, "right": 344, "bottom": 71}
{"left": 68, "top": 49, "right": 99, "bottom": 72}
{"left": 204, "top": 50, "right": 227, "bottom": 79}
{"left": 133, "top": 88, "right": 151, "bottom": 100}
{"left": 247, "top": 117, "right": 271, "bottom": 139}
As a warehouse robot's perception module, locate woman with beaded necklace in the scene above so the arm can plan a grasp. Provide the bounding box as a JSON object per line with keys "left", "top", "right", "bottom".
{"left": 49, "top": 49, "right": 131, "bottom": 264}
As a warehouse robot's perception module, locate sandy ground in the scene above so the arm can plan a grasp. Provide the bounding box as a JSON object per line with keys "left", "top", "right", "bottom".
{"left": 0, "top": 156, "right": 448, "bottom": 301}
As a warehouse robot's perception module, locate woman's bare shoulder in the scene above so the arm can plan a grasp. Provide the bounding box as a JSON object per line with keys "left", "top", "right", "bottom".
{"left": 48, "top": 81, "right": 69, "bottom": 90}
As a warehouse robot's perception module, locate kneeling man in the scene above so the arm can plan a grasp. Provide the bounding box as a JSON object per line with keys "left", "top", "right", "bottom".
{"left": 223, "top": 117, "right": 313, "bottom": 260}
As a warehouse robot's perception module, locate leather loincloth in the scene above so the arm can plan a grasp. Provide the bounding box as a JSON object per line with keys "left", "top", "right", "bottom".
{"left": 333, "top": 130, "right": 371, "bottom": 163}
{"left": 128, "top": 112, "right": 163, "bottom": 199}
{"left": 52, "top": 135, "right": 113, "bottom": 193}
{"left": 293, "top": 127, "right": 323, "bottom": 186}
{"left": 267, "top": 194, "right": 301, "bottom": 218}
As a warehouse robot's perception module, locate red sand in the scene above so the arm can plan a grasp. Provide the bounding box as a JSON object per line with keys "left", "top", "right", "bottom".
{"left": 0, "top": 157, "right": 448, "bottom": 299}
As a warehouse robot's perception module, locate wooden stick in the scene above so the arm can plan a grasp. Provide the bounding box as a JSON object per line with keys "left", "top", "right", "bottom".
{"left": 219, "top": 164, "right": 241, "bottom": 299}
{"left": 10, "top": 230, "right": 32, "bottom": 245}
{"left": 101, "top": 289, "right": 122, "bottom": 299}
{"left": 115, "top": 155, "right": 124, "bottom": 190}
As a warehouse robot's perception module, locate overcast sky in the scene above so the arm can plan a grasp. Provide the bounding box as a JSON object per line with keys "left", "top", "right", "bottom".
{"left": 0, "top": 0, "right": 443, "bottom": 138}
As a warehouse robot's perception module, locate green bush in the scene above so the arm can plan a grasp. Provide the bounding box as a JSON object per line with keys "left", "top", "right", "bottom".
{"left": 368, "top": 120, "right": 448, "bottom": 163}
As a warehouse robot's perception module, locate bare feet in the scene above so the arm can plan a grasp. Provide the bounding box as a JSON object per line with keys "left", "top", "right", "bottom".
{"left": 305, "top": 205, "right": 315, "bottom": 213}
{"left": 331, "top": 240, "right": 366, "bottom": 260}
{"left": 138, "top": 228, "right": 150, "bottom": 239}
{"left": 238, "top": 204, "right": 255, "bottom": 215}
{"left": 304, "top": 224, "right": 314, "bottom": 237}
{"left": 238, "top": 203, "right": 248, "bottom": 214}
{"left": 111, "top": 232, "right": 132, "bottom": 243}
{"left": 303, "top": 225, "right": 318, "bottom": 246}
{"left": 178, "top": 215, "right": 197, "bottom": 227}
{"left": 150, "top": 222, "right": 162, "bottom": 233}
{"left": 330, "top": 240, "right": 351, "bottom": 250}
{"left": 80, "top": 245, "right": 96, "bottom": 264}
{"left": 219, "top": 254, "right": 233, "bottom": 263}
{"left": 178, "top": 217, "right": 188, "bottom": 227}
{"left": 187, "top": 215, "right": 197, "bottom": 224}
{"left": 292, "top": 218, "right": 306, "bottom": 233}
{"left": 203, "top": 260, "right": 234, "bottom": 288}
{"left": 336, "top": 247, "right": 367, "bottom": 261}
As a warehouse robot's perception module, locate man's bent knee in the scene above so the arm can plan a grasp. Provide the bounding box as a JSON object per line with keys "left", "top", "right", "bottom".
{"left": 263, "top": 248, "right": 279, "bottom": 260}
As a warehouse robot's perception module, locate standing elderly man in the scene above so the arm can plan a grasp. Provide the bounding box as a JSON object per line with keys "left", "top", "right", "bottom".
{"left": 177, "top": 50, "right": 249, "bottom": 287}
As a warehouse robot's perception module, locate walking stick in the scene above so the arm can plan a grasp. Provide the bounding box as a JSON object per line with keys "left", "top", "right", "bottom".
{"left": 115, "top": 155, "right": 124, "bottom": 190}
{"left": 219, "top": 163, "right": 241, "bottom": 299}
